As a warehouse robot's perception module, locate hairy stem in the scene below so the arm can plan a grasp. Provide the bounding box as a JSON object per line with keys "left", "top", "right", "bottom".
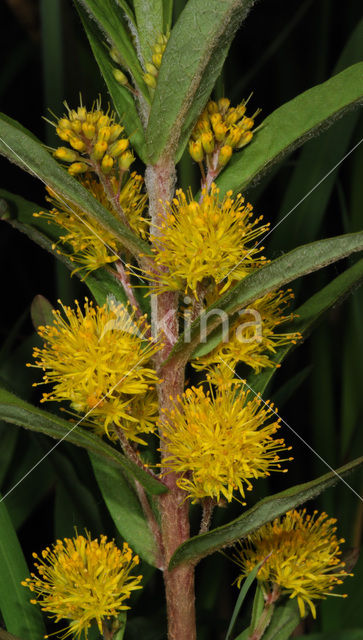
{"left": 146, "top": 157, "right": 197, "bottom": 640}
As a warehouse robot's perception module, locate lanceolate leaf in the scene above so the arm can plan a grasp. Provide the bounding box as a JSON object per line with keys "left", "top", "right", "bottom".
{"left": 171, "top": 231, "right": 363, "bottom": 360}
{"left": 133, "top": 0, "right": 163, "bottom": 65}
{"left": 146, "top": 0, "right": 256, "bottom": 162}
{"left": 0, "top": 497, "right": 46, "bottom": 639}
{"left": 0, "top": 189, "right": 129, "bottom": 306}
{"left": 76, "top": 2, "right": 148, "bottom": 163}
{"left": 0, "top": 115, "right": 151, "bottom": 257}
{"left": 263, "top": 600, "right": 300, "bottom": 640}
{"left": 248, "top": 257, "right": 363, "bottom": 396}
{"left": 0, "top": 388, "right": 166, "bottom": 495}
{"left": 216, "top": 62, "right": 363, "bottom": 196}
{"left": 91, "top": 455, "right": 158, "bottom": 565}
{"left": 168, "top": 456, "right": 363, "bottom": 569}
{"left": 77, "top": 0, "right": 149, "bottom": 98}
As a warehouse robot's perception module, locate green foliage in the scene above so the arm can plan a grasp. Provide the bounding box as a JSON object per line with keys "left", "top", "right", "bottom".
{"left": 168, "top": 456, "right": 363, "bottom": 568}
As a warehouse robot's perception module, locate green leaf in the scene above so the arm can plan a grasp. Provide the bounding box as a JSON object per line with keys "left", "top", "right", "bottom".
{"left": 76, "top": 2, "right": 148, "bottom": 163}
{"left": 134, "top": 0, "right": 163, "bottom": 64}
{"left": 0, "top": 116, "right": 151, "bottom": 258}
{"left": 168, "top": 456, "right": 363, "bottom": 569}
{"left": 91, "top": 455, "right": 158, "bottom": 565}
{"left": 225, "top": 561, "right": 264, "bottom": 640}
{"left": 162, "top": 0, "right": 173, "bottom": 31}
{"left": 216, "top": 62, "right": 363, "bottom": 196}
{"left": 0, "top": 387, "right": 166, "bottom": 496}
{"left": 76, "top": 0, "right": 149, "bottom": 97}
{"left": 146, "top": 0, "right": 256, "bottom": 162}
{"left": 263, "top": 600, "right": 300, "bottom": 640}
{"left": 249, "top": 584, "right": 265, "bottom": 636}
{"left": 0, "top": 495, "right": 46, "bottom": 639}
{"left": 0, "top": 189, "right": 128, "bottom": 306}
{"left": 174, "top": 231, "right": 363, "bottom": 360}
{"left": 248, "top": 257, "right": 363, "bottom": 396}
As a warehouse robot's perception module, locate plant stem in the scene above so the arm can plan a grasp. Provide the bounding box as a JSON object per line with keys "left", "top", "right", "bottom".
{"left": 146, "top": 157, "right": 197, "bottom": 640}
{"left": 199, "top": 497, "right": 215, "bottom": 534}
{"left": 248, "top": 585, "right": 280, "bottom": 640}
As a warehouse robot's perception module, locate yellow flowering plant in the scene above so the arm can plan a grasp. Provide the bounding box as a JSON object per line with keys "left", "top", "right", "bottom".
{"left": 0, "top": 2, "right": 363, "bottom": 640}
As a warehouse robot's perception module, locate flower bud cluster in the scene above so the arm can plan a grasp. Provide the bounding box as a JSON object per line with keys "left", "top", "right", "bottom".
{"left": 143, "top": 33, "right": 169, "bottom": 91}
{"left": 189, "top": 97, "right": 260, "bottom": 174}
{"left": 53, "top": 102, "right": 134, "bottom": 177}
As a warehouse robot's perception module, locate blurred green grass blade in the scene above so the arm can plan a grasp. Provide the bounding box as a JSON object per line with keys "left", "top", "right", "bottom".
{"left": 0, "top": 387, "right": 167, "bottom": 496}
{"left": 40, "top": 0, "right": 64, "bottom": 146}
{"left": 0, "top": 116, "right": 151, "bottom": 258}
{"left": 4, "top": 438, "right": 55, "bottom": 530}
{"left": 225, "top": 561, "right": 263, "bottom": 640}
{"left": 168, "top": 456, "right": 363, "bottom": 569}
{"left": 247, "top": 257, "right": 363, "bottom": 397}
{"left": 173, "top": 231, "right": 363, "bottom": 359}
{"left": 262, "top": 600, "right": 300, "bottom": 640}
{"left": 0, "top": 424, "right": 18, "bottom": 487}
{"left": 271, "top": 366, "right": 311, "bottom": 410}
{"left": 134, "top": 0, "right": 163, "bottom": 64}
{"left": 270, "top": 18, "right": 363, "bottom": 252}
{"left": 76, "top": 2, "right": 148, "bottom": 162}
{"left": 146, "top": 0, "right": 255, "bottom": 162}
{"left": 0, "top": 190, "right": 129, "bottom": 306}
{"left": 249, "top": 584, "right": 264, "bottom": 637}
{"left": 216, "top": 62, "right": 363, "bottom": 197}
{"left": 91, "top": 454, "right": 158, "bottom": 565}
{"left": 76, "top": 0, "right": 149, "bottom": 97}
{"left": 0, "top": 495, "right": 46, "bottom": 639}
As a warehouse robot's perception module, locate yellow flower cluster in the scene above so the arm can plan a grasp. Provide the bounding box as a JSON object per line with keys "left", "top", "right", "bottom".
{"left": 22, "top": 534, "right": 142, "bottom": 639}
{"left": 194, "top": 289, "right": 301, "bottom": 377}
{"left": 160, "top": 381, "right": 292, "bottom": 503}
{"left": 148, "top": 183, "right": 268, "bottom": 296}
{"left": 143, "top": 33, "right": 169, "bottom": 90}
{"left": 35, "top": 173, "right": 148, "bottom": 278}
{"left": 29, "top": 299, "right": 160, "bottom": 443}
{"left": 189, "top": 97, "right": 260, "bottom": 174}
{"left": 233, "top": 509, "right": 351, "bottom": 619}
{"left": 53, "top": 100, "right": 134, "bottom": 176}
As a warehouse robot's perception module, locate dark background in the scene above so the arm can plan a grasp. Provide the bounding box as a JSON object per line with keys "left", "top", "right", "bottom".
{"left": 1, "top": 1, "right": 363, "bottom": 638}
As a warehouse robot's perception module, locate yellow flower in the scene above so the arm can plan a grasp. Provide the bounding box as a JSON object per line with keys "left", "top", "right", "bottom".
{"left": 29, "top": 299, "right": 160, "bottom": 443}
{"left": 35, "top": 173, "right": 148, "bottom": 278}
{"left": 189, "top": 96, "right": 260, "bottom": 172}
{"left": 53, "top": 99, "right": 134, "bottom": 176}
{"left": 22, "top": 534, "right": 142, "bottom": 639}
{"left": 147, "top": 183, "right": 268, "bottom": 296}
{"left": 233, "top": 509, "right": 351, "bottom": 619}
{"left": 160, "top": 380, "right": 291, "bottom": 503}
{"left": 193, "top": 289, "right": 301, "bottom": 376}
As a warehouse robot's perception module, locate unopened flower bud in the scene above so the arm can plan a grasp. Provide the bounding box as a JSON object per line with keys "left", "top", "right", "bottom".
{"left": 189, "top": 140, "right": 204, "bottom": 162}
{"left": 109, "top": 124, "right": 123, "bottom": 141}
{"left": 119, "top": 151, "right": 134, "bottom": 171}
{"left": 82, "top": 122, "right": 96, "bottom": 139}
{"left": 101, "top": 154, "right": 114, "bottom": 174}
{"left": 201, "top": 131, "right": 214, "bottom": 154}
{"left": 225, "top": 127, "right": 242, "bottom": 147}
{"left": 56, "top": 127, "right": 72, "bottom": 142}
{"left": 144, "top": 73, "right": 157, "bottom": 89}
{"left": 109, "top": 138, "right": 129, "bottom": 157}
{"left": 241, "top": 116, "right": 254, "bottom": 130}
{"left": 110, "top": 46, "right": 123, "bottom": 64}
{"left": 218, "top": 97, "right": 230, "bottom": 113}
{"left": 98, "top": 126, "right": 111, "bottom": 142}
{"left": 70, "top": 120, "right": 82, "bottom": 134}
{"left": 93, "top": 140, "right": 108, "bottom": 160}
{"left": 53, "top": 147, "right": 78, "bottom": 163}
{"left": 218, "top": 145, "right": 233, "bottom": 167}
{"left": 69, "top": 137, "right": 86, "bottom": 152}
{"left": 112, "top": 68, "right": 129, "bottom": 86}
{"left": 68, "top": 162, "right": 88, "bottom": 175}
{"left": 213, "top": 122, "right": 227, "bottom": 142}
{"left": 145, "top": 63, "right": 158, "bottom": 77}
{"left": 58, "top": 118, "right": 70, "bottom": 130}
{"left": 98, "top": 115, "right": 110, "bottom": 128}
{"left": 152, "top": 53, "right": 163, "bottom": 68}
{"left": 237, "top": 131, "right": 253, "bottom": 148}
{"left": 207, "top": 101, "right": 218, "bottom": 114}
